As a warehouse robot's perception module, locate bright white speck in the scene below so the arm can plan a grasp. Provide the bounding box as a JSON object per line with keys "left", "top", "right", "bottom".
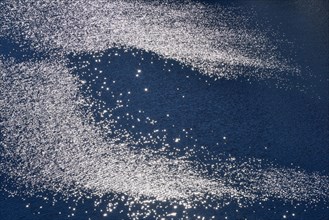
{"left": 167, "top": 212, "right": 177, "bottom": 217}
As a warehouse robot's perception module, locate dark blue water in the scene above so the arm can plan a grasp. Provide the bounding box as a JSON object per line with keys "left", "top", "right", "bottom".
{"left": 1, "top": 0, "right": 328, "bottom": 219}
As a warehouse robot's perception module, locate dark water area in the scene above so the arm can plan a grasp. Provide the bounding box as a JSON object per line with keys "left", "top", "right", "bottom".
{"left": 0, "top": 0, "right": 328, "bottom": 219}
{"left": 65, "top": 46, "right": 329, "bottom": 174}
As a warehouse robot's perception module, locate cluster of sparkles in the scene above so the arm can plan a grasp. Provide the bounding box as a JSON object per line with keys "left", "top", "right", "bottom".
{"left": 0, "top": 0, "right": 327, "bottom": 218}
{"left": 0, "top": 59, "right": 328, "bottom": 219}
{"left": 0, "top": 0, "right": 298, "bottom": 80}
{"left": 0, "top": 59, "right": 229, "bottom": 199}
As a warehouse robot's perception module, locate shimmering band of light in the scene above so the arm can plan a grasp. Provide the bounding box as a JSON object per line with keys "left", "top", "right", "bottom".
{"left": 0, "top": 59, "right": 246, "bottom": 201}
{"left": 0, "top": 60, "right": 328, "bottom": 207}
{"left": 0, "top": 0, "right": 297, "bottom": 79}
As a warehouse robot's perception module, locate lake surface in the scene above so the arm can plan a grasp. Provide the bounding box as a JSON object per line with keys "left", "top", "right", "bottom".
{"left": 0, "top": 0, "right": 328, "bottom": 219}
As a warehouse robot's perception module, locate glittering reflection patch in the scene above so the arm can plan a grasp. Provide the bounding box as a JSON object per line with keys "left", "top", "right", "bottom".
{"left": 0, "top": 0, "right": 298, "bottom": 80}
{"left": 0, "top": 0, "right": 328, "bottom": 219}
{"left": 0, "top": 59, "right": 328, "bottom": 219}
